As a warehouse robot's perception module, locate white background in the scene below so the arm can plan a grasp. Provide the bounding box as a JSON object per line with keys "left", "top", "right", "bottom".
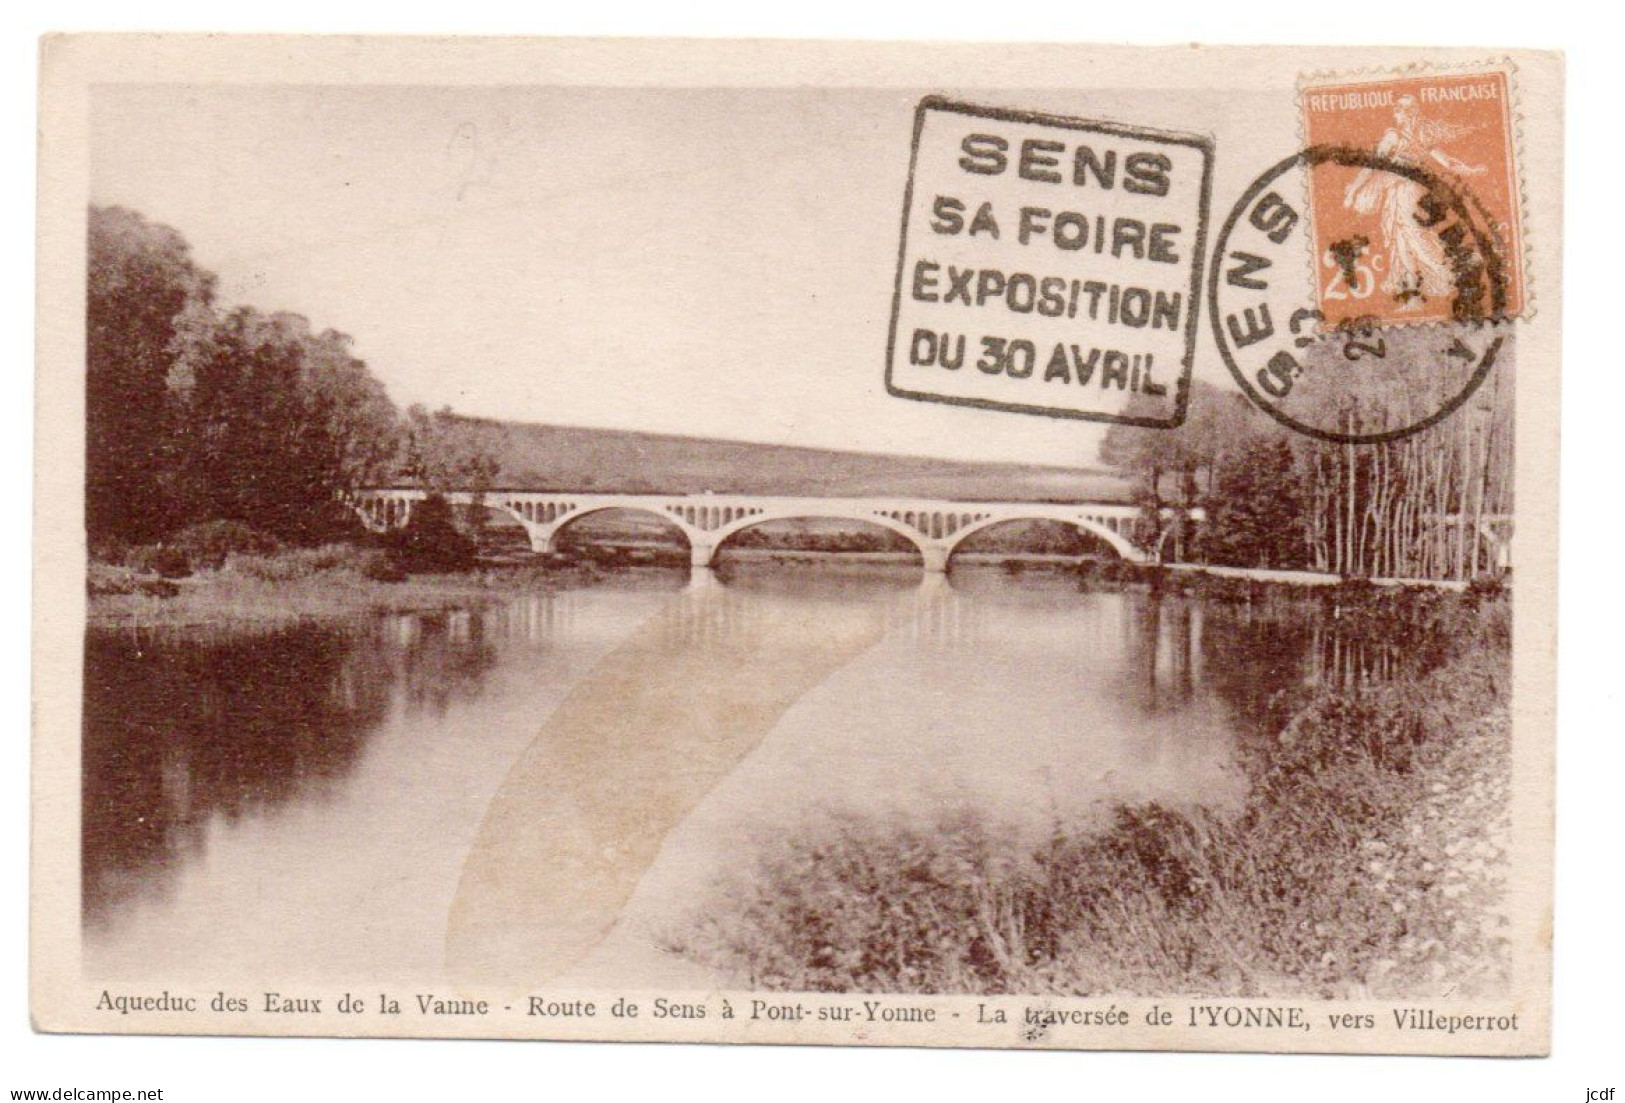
{"left": 5, "top": 4, "right": 1618, "bottom": 1100}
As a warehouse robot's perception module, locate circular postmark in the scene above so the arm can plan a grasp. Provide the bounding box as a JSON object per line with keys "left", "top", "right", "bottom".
{"left": 1208, "top": 146, "right": 1510, "bottom": 444}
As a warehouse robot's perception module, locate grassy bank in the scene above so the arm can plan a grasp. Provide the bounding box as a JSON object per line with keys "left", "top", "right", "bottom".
{"left": 671, "top": 591, "right": 1511, "bottom": 999}
{"left": 86, "top": 542, "right": 623, "bottom": 631}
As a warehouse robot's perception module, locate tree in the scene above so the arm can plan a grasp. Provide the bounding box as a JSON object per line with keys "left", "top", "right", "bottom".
{"left": 300, "top": 326, "right": 402, "bottom": 493}
{"left": 171, "top": 308, "right": 401, "bottom": 543}
{"left": 88, "top": 205, "right": 406, "bottom": 550}
{"left": 1100, "top": 397, "right": 1181, "bottom": 557}
{"left": 1282, "top": 328, "right": 1516, "bottom": 581}
{"left": 401, "top": 405, "right": 503, "bottom": 493}
{"left": 174, "top": 309, "right": 318, "bottom": 538}
{"left": 1100, "top": 382, "right": 1252, "bottom": 561}
{"left": 383, "top": 493, "right": 476, "bottom": 572}
{"left": 86, "top": 206, "right": 214, "bottom": 543}
{"left": 1206, "top": 436, "right": 1308, "bottom": 570}
{"left": 1100, "top": 341, "right": 1516, "bottom": 581}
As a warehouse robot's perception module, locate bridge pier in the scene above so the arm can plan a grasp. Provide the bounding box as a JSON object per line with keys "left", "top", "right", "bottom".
{"left": 920, "top": 545, "right": 950, "bottom": 573}
{"left": 523, "top": 524, "right": 553, "bottom": 555}
{"left": 689, "top": 540, "right": 718, "bottom": 569}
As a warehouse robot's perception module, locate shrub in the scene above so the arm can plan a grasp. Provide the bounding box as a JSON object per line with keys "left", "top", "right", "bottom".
{"left": 672, "top": 628, "right": 1513, "bottom": 999}
{"left": 381, "top": 494, "right": 476, "bottom": 573}
{"left": 361, "top": 555, "right": 408, "bottom": 583}
{"left": 86, "top": 563, "right": 179, "bottom": 598}
{"left": 171, "top": 520, "right": 282, "bottom": 570}
{"left": 223, "top": 543, "right": 361, "bottom": 582}
{"left": 297, "top": 498, "right": 373, "bottom": 545}
{"left": 1117, "top": 562, "right": 1159, "bottom": 587}
{"left": 151, "top": 546, "right": 193, "bottom": 579}
{"left": 118, "top": 544, "right": 160, "bottom": 575}
{"left": 89, "top": 537, "right": 133, "bottom": 567}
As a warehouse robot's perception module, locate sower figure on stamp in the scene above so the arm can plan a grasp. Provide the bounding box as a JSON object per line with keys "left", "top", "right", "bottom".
{"left": 1342, "top": 94, "right": 1487, "bottom": 311}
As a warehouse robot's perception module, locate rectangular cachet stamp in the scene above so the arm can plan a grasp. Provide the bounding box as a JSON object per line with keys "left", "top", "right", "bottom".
{"left": 1299, "top": 64, "right": 1526, "bottom": 327}
{"left": 885, "top": 98, "right": 1213, "bottom": 428}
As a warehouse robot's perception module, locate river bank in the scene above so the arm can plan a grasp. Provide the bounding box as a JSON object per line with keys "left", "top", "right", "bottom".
{"left": 670, "top": 588, "right": 1512, "bottom": 999}
{"left": 86, "top": 544, "right": 622, "bottom": 631}
{"left": 87, "top": 540, "right": 1503, "bottom": 632}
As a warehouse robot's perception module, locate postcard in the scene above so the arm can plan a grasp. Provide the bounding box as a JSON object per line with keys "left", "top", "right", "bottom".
{"left": 33, "top": 36, "right": 1561, "bottom": 1054}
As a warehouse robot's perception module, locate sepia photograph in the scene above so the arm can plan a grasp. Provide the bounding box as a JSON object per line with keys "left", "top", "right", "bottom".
{"left": 31, "top": 35, "right": 1561, "bottom": 1061}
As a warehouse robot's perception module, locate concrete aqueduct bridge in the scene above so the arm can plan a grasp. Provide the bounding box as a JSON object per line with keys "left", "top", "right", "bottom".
{"left": 350, "top": 489, "right": 1191, "bottom": 572}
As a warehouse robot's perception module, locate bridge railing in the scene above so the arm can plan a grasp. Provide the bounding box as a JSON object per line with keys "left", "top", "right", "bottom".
{"left": 346, "top": 487, "right": 1206, "bottom": 569}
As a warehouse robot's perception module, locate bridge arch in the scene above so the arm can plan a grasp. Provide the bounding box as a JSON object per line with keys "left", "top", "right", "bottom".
{"left": 944, "top": 511, "right": 1144, "bottom": 564}
{"left": 466, "top": 498, "right": 523, "bottom": 529}
{"left": 546, "top": 503, "right": 694, "bottom": 557}
{"left": 705, "top": 509, "right": 931, "bottom": 568}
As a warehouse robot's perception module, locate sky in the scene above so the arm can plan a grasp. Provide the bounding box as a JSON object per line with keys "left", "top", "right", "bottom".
{"left": 90, "top": 84, "right": 1224, "bottom": 469}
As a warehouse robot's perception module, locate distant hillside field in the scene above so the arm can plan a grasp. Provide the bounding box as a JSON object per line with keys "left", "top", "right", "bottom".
{"left": 440, "top": 416, "right": 1134, "bottom": 504}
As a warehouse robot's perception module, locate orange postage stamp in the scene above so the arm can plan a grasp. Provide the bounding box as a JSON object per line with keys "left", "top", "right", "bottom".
{"left": 1300, "top": 65, "right": 1525, "bottom": 326}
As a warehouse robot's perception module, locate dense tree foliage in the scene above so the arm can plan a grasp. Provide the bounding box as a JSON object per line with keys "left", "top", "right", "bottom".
{"left": 1102, "top": 356, "right": 1515, "bottom": 581}
{"left": 401, "top": 404, "right": 503, "bottom": 494}
{"left": 1100, "top": 383, "right": 1254, "bottom": 561}
{"left": 1205, "top": 436, "right": 1308, "bottom": 570}
{"left": 381, "top": 493, "right": 477, "bottom": 572}
{"left": 87, "top": 206, "right": 405, "bottom": 548}
{"left": 87, "top": 206, "right": 215, "bottom": 542}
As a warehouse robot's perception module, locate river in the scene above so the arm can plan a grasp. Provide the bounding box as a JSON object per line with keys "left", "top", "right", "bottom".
{"left": 82, "top": 563, "right": 1356, "bottom": 988}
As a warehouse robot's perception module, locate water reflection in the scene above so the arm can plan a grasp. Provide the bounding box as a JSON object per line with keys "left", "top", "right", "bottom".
{"left": 83, "top": 625, "right": 388, "bottom": 931}
{"left": 1123, "top": 595, "right": 1200, "bottom": 713}
{"left": 446, "top": 565, "right": 911, "bottom": 982}
{"left": 1306, "top": 620, "right": 1407, "bottom": 689}
{"left": 81, "top": 565, "right": 1398, "bottom": 982}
